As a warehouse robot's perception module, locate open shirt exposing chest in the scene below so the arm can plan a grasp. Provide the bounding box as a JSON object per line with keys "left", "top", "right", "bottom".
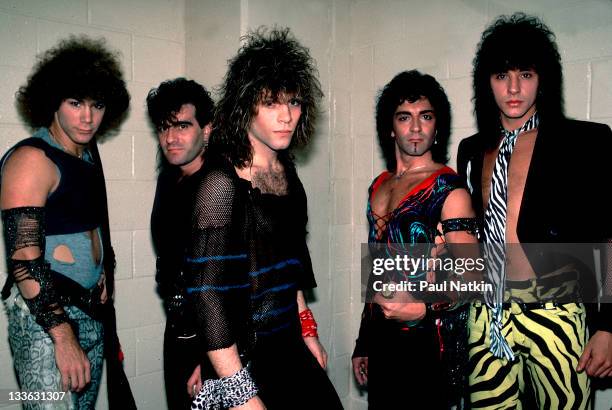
{"left": 482, "top": 128, "right": 538, "bottom": 279}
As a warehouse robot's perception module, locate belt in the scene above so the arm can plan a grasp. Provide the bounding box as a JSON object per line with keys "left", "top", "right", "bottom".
{"left": 474, "top": 300, "right": 577, "bottom": 311}
{"left": 505, "top": 269, "right": 578, "bottom": 289}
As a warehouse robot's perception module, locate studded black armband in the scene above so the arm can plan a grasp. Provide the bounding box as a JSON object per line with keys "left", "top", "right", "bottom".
{"left": 441, "top": 217, "right": 479, "bottom": 236}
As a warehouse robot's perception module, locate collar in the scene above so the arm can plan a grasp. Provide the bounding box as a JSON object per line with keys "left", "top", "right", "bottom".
{"left": 501, "top": 111, "right": 540, "bottom": 140}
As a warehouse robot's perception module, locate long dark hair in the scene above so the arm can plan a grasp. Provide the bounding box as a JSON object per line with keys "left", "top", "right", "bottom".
{"left": 210, "top": 26, "right": 323, "bottom": 167}
{"left": 376, "top": 70, "right": 451, "bottom": 171}
{"left": 473, "top": 13, "right": 564, "bottom": 149}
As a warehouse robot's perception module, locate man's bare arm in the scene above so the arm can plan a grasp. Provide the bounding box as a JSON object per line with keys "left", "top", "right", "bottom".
{"left": 1, "top": 146, "right": 90, "bottom": 391}
{"left": 441, "top": 188, "right": 481, "bottom": 283}
{"left": 577, "top": 239, "right": 612, "bottom": 377}
{"left": 207, "top": 346, "right": 266, "bottom": 409}
{"left": 297, "top": 290, "right": 328, "bottom": 368}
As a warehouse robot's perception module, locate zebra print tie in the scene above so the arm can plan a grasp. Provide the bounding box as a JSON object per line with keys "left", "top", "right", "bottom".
{"left": 484, "top": 113, "right": 539, "bottom": 360}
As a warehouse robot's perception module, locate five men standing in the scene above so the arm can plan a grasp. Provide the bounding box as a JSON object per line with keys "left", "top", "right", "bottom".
{"left": 2, "top": 10, "right": 612, "bottom": 410}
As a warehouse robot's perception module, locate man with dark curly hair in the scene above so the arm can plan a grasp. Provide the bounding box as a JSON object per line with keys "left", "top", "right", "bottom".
{"left": 457, "top": 13, "right": 612, "bottom": 408}
{"left": 146, "top": 77, "right": 214, "bottom": 410}
{"left": 352, "top": 70, "right": 479, "bottom": 409}
{"left": 0, "top": 36, "right": 132, "bottom": 409}
{"left": 186, "top": 27, "right": 342, "bottom": 409}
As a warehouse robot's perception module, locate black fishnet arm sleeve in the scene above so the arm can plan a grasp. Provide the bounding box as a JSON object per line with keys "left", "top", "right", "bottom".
{"left": 2, "top": 207, "right": 69, "bottom": 331}
{"left": 187, "top": 169, "right": 250, "bottom": 352}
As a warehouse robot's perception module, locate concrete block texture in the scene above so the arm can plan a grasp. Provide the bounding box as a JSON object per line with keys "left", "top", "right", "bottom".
{"left": 351, "top": 46, "right": 374, "bottom": 92}
{"left": 114, "top": 276, "right": 164, "bottom": 330}
{"left": 330, "top": 354, "right": 351, "bottom": 399}
{"left": 247, "top": 0, "right": 331, "bottom": 52}
{"left": 133, "top": 131, "right": 159, "bottom": 181}
{"left": 332, "top": 312, "right": 351, "bottom": 357}
{"left": 350, "top": 0, "right": 405, "bottom": 48}
{"left": 133, "top": 230, "right": 156, "bottom": 278}
{"left": 331, "top": 135, "right": 352, "bottom": 180}
{"left": 107, "top": 181, "right": 156, "bottom": 231}
{"left": 440, "top": 76, "right": 476, "bottom": 130}
{"left": 332, "top": 178, "right": 352, "bottom": 225}
{"left": 0, "top": 124, "right": 32, "bottom": 151}
{"left": 184, "top": 0, "right": 241, "bottom": 88}
{"left": 122, "top": 81, "right": 159, "bottom": 133}
{"left": 98, "top": 132, "right": 133, "bottom": 180}
{"left": 333, "top": 268, "right": 350, "bottom": 314}
{"left": 136, "top": 324, "right": 164, "bottom": 375}
{"left": 332, "top": 224, "right": 353, "bottom": 274}
{"left": 0, "top": 67, "right": 29, "bottom": 126}
{"left": 89, "top": 0, "right": 184, "bottom": 41}
{"left": 133, "top": 36, "right": 184, "bottom": 85}
{"left": 130, "top": 371, "right": 166, "bottom": 410}
{"left": 0, "top": 12, "right": 37, "bottom": 68}
{"left": 563, "top": 62, "right": 590, "bottom": 120}
{"left": 111, "top": 230, "right": 134, "bottom": 281}
{"left": 351, "top": 90, "right": 376, "bottom": 137}
{"left": 353, "top": 134, "right": 374, "bottom": 181}
{"left": 36, "top": 19, "right": 132, "bottom": 80}
{"left": 0, "top": 0, "right": 87, "bottom": 24}
{"left": 334, "top": 89, "right": 351, "bottom": 136}
{"left": 592, "top": 59, "right": 612, "bottom": 119}
{"left": 117, "top": 328, "right": 137, "bottom": 378}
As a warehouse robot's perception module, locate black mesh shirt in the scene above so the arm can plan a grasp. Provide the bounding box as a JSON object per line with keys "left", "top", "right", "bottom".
{"left": 186, "top": 156, "right": 317, "bottom": 371}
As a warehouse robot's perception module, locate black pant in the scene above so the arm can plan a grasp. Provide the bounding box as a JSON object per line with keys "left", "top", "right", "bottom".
{"left": 367, "top": 320, "right": 448, "bottom": 410}
{"left": 163, "top": 322, "right": 201, "bottom": 410}
{"left": 251, "top": 332, "right": 343, "bottom": 409}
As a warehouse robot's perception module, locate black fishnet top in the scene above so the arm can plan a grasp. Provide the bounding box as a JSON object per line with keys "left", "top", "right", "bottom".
{"left": 186, "top": 157, "right": 317, "bottom": 361}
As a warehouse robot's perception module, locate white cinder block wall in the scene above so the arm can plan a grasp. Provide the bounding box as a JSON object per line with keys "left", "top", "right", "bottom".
{"left": 1, "top": 1, "right": 612, "bottom": 409}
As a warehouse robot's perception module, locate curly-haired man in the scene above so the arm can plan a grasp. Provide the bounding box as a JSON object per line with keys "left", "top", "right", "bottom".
{"left": 352, "top": 70, "right": 479, "bottom": 409}
{"left": 0, "top": 36, "right": 131, "bottom": 409}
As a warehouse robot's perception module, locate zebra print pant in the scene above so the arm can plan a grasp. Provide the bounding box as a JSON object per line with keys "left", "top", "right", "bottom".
{"left": 468, "top": 302, "right": 590, "bottom": 409}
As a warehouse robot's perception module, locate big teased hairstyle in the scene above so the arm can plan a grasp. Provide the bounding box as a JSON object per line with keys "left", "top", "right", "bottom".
{"left": 146, "top": 77, "right": 214, "bottom": 130}
{"left": 210, "top": 26, "right": 323, "bottom": 167}
{"left": 376, "top": 70, "right": 451, "bottom": 171}
{"left": 473, "top": 13, "right": 564, "bottom": 149}
{"left": 16, "top": 35, "right": 130, "bottom": 139}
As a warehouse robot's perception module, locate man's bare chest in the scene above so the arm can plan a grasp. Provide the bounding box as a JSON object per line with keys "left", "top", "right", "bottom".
{"left": 371, "top": 172, "right": 431, "bottom": 217}
{"left": 251, "top": 168, "right": 288, "bottom": 195}
{"left": 481, "top": 131, "right": 538, "bottom": 212}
